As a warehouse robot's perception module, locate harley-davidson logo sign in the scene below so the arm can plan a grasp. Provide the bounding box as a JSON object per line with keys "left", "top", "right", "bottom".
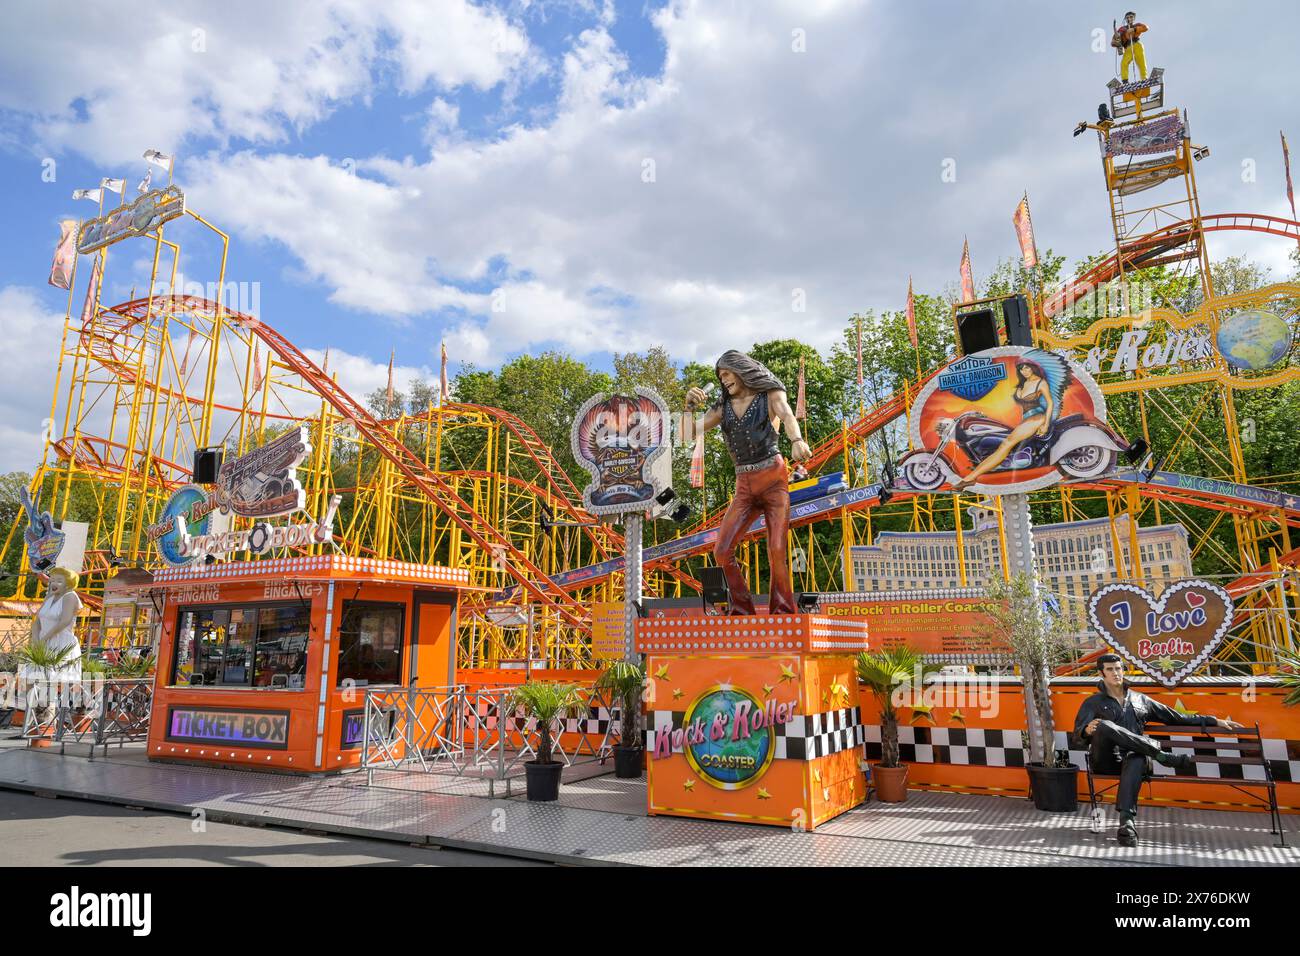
{"left": 1087, "top": 580, "right": 1234, "bottom": 687}
{"left": 570, "top": 388, "right": 671, "bottom": 517}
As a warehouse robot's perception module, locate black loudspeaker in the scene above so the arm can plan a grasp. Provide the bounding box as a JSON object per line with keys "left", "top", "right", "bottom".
{"left": 192, "top": 446, "right": 224, "bottom": 484}
{"left": 956, "top": 294, "right": 1034, "bottom": 356}
{"left": 1001, "top": 294, "right": 1033, "bottom": 347}
{"left": 957, "top": 308, "right": 998, "bottom": 356}
{"left": 700, "top": 567, "right": 730, "bottom": 607}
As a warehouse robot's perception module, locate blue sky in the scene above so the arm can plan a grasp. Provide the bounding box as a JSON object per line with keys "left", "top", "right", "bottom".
{"left": 1, "top": 0, "right": 1298, "bottom": 471}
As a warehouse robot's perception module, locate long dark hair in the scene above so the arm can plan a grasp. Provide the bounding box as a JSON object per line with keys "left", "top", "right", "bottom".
{"left": 714, "top": 350, "right": 785, "bottom": 397}
{"left": 1015, "top": 360, "right": 1043, "bottom": 385}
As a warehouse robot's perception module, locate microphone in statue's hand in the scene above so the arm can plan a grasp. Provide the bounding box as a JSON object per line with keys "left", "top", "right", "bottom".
{"left": 686, "top": 383, "right": 716, "bottom": 409}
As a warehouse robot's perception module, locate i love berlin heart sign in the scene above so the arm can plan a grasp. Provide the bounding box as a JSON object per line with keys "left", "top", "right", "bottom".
{"left": 1087, "top": 580, "right": 1234, "bottom": 688}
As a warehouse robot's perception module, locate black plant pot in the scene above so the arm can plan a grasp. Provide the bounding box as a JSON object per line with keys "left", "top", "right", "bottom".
{"left": 1026, "top": 762, "right": 1079, "bottom": 812}
{"left": 613, "top": 745, "right": 644, "bottom": 779}
{"left": 524, "top": 760, "right": 564, "bottom": 802}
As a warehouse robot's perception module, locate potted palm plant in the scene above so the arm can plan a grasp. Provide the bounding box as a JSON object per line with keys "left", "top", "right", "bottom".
{"left": 985, "top": 572, "right": 1079, "bottom": 812}
{"left": 17, "top": 640, "right": 77, "bottom": 732}
{"left": 595, "top": 659, "right": 646, "bottom": 778}
{"left": 107, "top": 649, "right": 155, "bottom": 679}
{"left": 856, "top": 644, "right": 939, "bottom": 802}
{"left": 509, "top": 681, "right": 587, "bottom": 801}
{"left": 81, "top": 656, "right": 108, "bottom": 679}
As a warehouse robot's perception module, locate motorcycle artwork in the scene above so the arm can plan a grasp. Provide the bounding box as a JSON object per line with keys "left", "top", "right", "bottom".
{"left": 895, "top": 346, "right": 1133, "bottom": 496}
{"left": 214, "top": 426, "right": 311, "bottom": 518}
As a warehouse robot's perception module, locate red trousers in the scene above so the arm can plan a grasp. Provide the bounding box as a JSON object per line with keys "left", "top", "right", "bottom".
{"left": 712, "top": 457, "right": 796, "bottom": 615}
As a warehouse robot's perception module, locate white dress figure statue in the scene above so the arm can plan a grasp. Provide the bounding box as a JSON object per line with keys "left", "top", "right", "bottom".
{"left": 23, "top": 567, "right": 84, "bottom": 684}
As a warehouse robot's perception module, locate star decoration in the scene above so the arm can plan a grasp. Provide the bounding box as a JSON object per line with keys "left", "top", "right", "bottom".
{"left": 813, "top": 767, "right": 822, "bottom": 784}
{"left": 949, "top": 708, "right": 967, "bottom": 725}
{"left": 779, "top": 664, "right": 797, "bottom": 683}
{"left": 829, "top": 681, "right": 849, "bottom": 707}
{"left": 762, "top": 683, "right": 775, "bottom": 697}
{"left": 823, "top": 788, "right": 830, "bottom": 802}
{"left": 683, "top": 779, "right": 695, "bottom": 792}
{"left": 757, "top": 787, "right": 772, "bottom": 800}
{"left": 910, "top": 703, "right": 935, "bottom": 724}
{"left": 654, "top": 664, "right": 670, "bottom": 681}
{"left": 672, "top": 688, "right": 684, "bottom": 701}
{"left": 1172, "top": 697, "right": 1192, "bottom": 714}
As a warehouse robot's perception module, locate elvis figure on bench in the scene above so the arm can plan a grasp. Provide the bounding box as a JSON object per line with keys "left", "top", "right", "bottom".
{"left": 1073, "top": 653, "right": 1243, "bottom": 847}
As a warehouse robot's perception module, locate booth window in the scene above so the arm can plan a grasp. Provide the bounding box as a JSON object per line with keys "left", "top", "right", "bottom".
{"left": 173, "top": 602, "right": 310, "bottom": 688}
{"left": 337, "top": 602, "right": 405, "bottom": 687}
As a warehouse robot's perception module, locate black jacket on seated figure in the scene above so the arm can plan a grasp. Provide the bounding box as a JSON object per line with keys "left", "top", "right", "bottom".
{"left": 1072, "top": 682, "right": 1213, "bottom": 749}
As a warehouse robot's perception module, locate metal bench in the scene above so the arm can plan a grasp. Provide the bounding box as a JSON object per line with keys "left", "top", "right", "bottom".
{"left": 1085, "top": 721, "right": 1285, "bottom": 845}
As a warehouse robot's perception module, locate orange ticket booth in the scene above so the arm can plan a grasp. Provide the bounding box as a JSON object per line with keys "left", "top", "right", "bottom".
{"left": 145, "top": 555, "right": 476, "bottom": 772}
{"left": 636, "top": 613, "right": 871, "bottom": 830}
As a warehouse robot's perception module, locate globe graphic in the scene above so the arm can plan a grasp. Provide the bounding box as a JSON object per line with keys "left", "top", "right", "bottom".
{"left": 686, "top": 688, "right": 772, "bottom": 788}
{"left": 157, "top": 485, "right": 213, "bottom": 565}
{"left": 1215, "top": 310, "right": 1292, "bottom": 371}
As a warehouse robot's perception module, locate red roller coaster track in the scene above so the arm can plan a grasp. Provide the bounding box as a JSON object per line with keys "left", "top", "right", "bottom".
{"left": 1043, "top": 213, "right": 1300, "bottom": 316}
{"left": 87, "top": 296, "right": 589, "bottom": 628}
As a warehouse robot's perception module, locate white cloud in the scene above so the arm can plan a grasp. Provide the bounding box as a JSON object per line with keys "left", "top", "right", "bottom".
{"left": 300, "top": 346, "right": 435, "bottom": 407}
{"left": 13, "top": 0, "right": 1300, "bottom": 382}
{"left": 0, "top": 286, "right": 68, "bottom": 473}
{"left": 0, "top": 0, "right": 533, "bottom": 164}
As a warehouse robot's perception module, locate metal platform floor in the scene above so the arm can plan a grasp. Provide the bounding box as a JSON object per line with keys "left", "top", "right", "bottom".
{"left": 0, "top": 746, "right": 1292, "bottom": 867}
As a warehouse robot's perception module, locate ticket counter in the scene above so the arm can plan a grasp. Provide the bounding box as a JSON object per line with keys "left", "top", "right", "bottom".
{"left": 145, "top": 555, "right": 476, "bottom": 772}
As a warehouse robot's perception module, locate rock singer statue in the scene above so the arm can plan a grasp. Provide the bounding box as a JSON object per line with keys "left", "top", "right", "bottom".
{"left": 684, "top": 350, "right": 811, "bottom": 615}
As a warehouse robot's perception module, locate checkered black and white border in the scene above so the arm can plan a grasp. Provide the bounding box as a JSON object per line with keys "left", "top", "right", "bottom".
{"left": 861, "top": 724, "right": 1300, "bottom": 783}
{"left": 469, "top": 699, "right": 616, "bottom": 736}
{"left": 647, "top": 706, "right": 865, "bottom": 761}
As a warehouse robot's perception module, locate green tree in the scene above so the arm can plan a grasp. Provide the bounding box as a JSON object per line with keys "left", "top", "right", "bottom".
{"left": 454, "top": 352, "right": 613, "bottom": 478}
{"left": 613, "top": 346, "right": 685, "bottom": 409}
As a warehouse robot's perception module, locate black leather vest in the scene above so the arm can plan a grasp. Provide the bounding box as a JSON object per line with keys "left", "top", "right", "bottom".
{"left": 720, "top": 391, "right": 779, "bottom": 466}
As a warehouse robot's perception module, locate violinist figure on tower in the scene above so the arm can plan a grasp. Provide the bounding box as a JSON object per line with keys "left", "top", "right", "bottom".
{"left": 684, "top": 350, "right": 811, "bottom": 616}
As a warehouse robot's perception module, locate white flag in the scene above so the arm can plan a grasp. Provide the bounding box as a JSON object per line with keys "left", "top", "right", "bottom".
{"left": 143, "top": 148, "right": 173, "bottom": 170}
{"left": 137, "top": 168, "right": 153, "bottom": 194}
{"left": 72, "top": 188, "right": 103, "bottom": 203}
{"left": 100, "top": 178, "right": 126, "bottom": 193}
